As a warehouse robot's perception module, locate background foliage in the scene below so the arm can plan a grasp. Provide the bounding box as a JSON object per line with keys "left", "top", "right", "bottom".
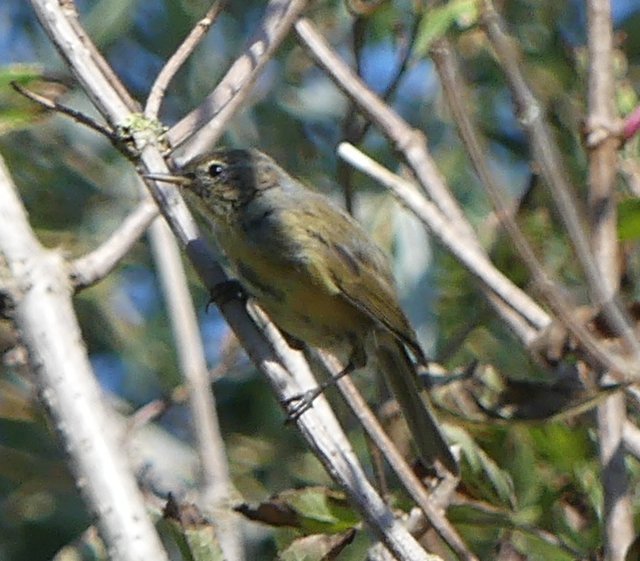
{"left": 2, "top": 0, "right": 640, "bottom": 560}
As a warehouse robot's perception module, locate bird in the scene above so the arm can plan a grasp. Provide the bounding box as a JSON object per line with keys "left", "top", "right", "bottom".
{"left": 146, "top": 148, "right": 458, "bottom": 474}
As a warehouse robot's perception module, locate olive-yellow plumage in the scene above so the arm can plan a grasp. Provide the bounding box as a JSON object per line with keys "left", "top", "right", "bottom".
{"left": 149, "top": 148, "right": 457, "bottom": 474}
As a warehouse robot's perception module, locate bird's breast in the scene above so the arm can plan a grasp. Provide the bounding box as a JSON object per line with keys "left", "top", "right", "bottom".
{"left": 217, "top": 222, "right": 372, "bottom": 351}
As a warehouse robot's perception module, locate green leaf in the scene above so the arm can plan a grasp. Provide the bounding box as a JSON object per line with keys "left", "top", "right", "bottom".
{"left": 0, "top": 64, "right": 46, "bottom": 89}
{"left": 159, "top": 497, "right": 224, "bottom": 561}
{"left": 445, "top": 425, "right": 516, "bottom": 507}
{"left": 618, "top": 198, "right": 640, "bottom": 240}
{"left": 279, "top": 530, "right": 356, "bottom": 561}
{"left": 235, "top": 488, "right": 360, "bottom": 535}
{"left": 413, "top": 0, "right": 479, "bottom": 58}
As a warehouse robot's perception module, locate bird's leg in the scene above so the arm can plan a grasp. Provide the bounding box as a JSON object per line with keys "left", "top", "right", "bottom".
{"left": 283, "top": 360, "right": 356, "bottom": 423}
{"left": 283, "top": 343, "right": 366, "bottom": 422}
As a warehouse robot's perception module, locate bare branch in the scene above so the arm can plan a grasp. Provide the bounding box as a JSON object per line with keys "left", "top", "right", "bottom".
{"left": 586, "top": 1, "right": 634, "bottom": 558}
{"left": 0, "top": 153, "right": 168, "bottom": 561}
{"left": 295, "top": 17, "right": 478, "bottom": 245}
{"left": 11, "top": 81, "right": 115, "bottom": 139}
{"left": 597, "top": 393, "right": 633, "bottom": 561}
{"left": 316, "top": 351, "right": 478, "bottom": 561}
{"left": 338, "top": 143, "right": 548, "bottom": 340}
{"left": 295, "top": 16, "right": 616, "bottom": 368}
{"left": 70, "top": 198, "right": 158, "bottom": 290}
{"left": 480, "top": 0, "right": 640, "bottom": 365}
{"left": 167, "top": 0, "right": 308, "bottom": 160}
{"left": 586, "top": 0, "right": 621, "bottom": 293}
{"left": 148, "top": 217, "right": 243, "bottom": 561}
{"left": 337, "top": 14, "right": 420, "bottom": 213}
{"left": 337, "top": 143, "right": 637, "bottom": 376}
{"left": 427, "top": 36, "right": 631, "bottom": 384}
{"left": 145, "top": 1, "right": 227, "bottom": 119}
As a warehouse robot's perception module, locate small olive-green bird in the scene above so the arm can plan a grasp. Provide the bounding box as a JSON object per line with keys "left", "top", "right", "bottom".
{"left": 147, "top": 148, "right": 458, "bottom": 474}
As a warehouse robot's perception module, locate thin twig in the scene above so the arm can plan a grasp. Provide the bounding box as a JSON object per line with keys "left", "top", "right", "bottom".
{"left": 316, "top": 350, "right": 479, "bottom": 561}
{"left": 148, "top": 216, "right": 243, "bottom": 561}
{"left": 70, "top": 198, "right": 158, "bottom": 290}
{"left": 427, "top": 37, "right": 629, "bottom": 381}
{"left": 11, "top": 81, "right": 114, "bottom": 139}
{"left": 358, "top": 15, "right": 419, "bottom": 141}
{"left": 450, "top": 497, "right": 584, "bottom": 558}
{"left": 480, "top": 0, "right": 640, "bottom": 366}
{"left": 337, "top": 143, "right": 636, "bottom": 377}
{"left": 338, "top": 14, "right": 420, "bottom": 212}
{"left": 145, "top": 1, "right": 227, "bottom": 119}
{"left": 167, "top": 0, "right": 308, "bottom": 160}
{"left": 295, "top": 17, "right": 478, "bottom": 245}
{"left": 129, "top": 397, "right": 172, "bottom": 430}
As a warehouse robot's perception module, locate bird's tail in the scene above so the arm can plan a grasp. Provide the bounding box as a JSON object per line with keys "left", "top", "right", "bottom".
{"left": 375, "top": 331, "right": 458, "bottom": 475}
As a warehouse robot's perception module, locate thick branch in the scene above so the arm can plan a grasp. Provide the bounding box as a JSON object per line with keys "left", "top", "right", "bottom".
{"left": 0, "top": 153, "right": 168, "bottom": 561}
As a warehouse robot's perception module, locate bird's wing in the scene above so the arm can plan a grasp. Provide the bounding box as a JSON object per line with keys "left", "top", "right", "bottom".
{"left": 286, "top": 192, "right": 427, "bottom": 364}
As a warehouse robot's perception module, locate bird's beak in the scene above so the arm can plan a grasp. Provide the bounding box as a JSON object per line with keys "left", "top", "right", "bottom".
{"left": 143, "top": 172, "right": 191, "bottom": 186}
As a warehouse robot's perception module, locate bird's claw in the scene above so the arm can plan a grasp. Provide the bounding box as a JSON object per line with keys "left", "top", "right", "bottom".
{"left": 282, "top": 389, "right": 321, "bottom": 423}
{"left": 206, "top": 279, "right": 246, "bottom": 312}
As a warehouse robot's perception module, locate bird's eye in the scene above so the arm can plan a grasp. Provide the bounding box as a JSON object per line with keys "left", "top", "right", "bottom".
{"left": 208, "top": 163, "right": 225, "bottom": 177}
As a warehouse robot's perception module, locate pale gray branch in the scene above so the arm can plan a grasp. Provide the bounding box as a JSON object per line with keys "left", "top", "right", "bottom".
{"left": 0, "top": 152, "right": 168, "bottom": 561}
{"left": 70, "top": 198, "right": 158, "bottom": 290}
{"left": 586, "top": 1, "right": 634, "bottom": 559}
{"left": 167, "top": 0, "right": 309, "bottom": 161}
{"left": 145, "top": 1, "right": 226, "bottom": 120}
{"left": 480, "top": 0, "right": 640, "bottom": 366}
{"left": 148, "top": 215, "right": 243, "bottom": 561}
